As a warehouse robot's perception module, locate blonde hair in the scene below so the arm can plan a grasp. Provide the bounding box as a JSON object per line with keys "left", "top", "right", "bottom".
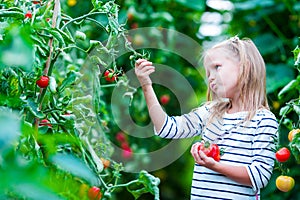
{"left": 204, "top": 36, "right": 269, "bottom": 121}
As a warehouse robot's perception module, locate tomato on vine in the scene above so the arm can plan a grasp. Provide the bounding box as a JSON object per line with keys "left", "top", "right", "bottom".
{"left": 276, "top": 175, "right": 295, "bottom": 192}
{"left": 88, "top": 186, "right": 102, "bottom": 200}
{"left": 275, "top": 147, "right": 290, "bottom": 162}
{"left": 36, "top": 75, "right": 49, "bottom": 88}
{"left": 25, "top": 11, "right": 32, "bottom": 19}
{"left": 39, "top": 119, "right": 52, "bottom": 128}
{"left": 288, "top": 129, "right": 300, "bottom": 142}
{"left": 160, "top": 94, "right": 170, "bottom": 105}
{"left": 104, "top": 69, "right": 117, "bottom": 82}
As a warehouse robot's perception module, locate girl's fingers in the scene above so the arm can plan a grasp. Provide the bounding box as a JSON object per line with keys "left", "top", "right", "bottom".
{"left": 135, "top": 59, "right": 152, "bottom": 68}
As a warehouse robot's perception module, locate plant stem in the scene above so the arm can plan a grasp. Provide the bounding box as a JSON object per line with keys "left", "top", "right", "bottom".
{"left": 61, "top": 11, "right": 107, "bottom": 30}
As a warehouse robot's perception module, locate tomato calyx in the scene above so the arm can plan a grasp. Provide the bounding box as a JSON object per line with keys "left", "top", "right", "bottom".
{"left": 198, "top": 141, "right": 221, "bottom": 162}
{"left": 275, "top": 147, "right": 291, "bottom": 163}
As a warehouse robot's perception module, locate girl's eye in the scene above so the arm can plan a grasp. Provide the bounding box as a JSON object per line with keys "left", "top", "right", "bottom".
{"left": 215, "top": 65, "right": 221, "bottom": 70}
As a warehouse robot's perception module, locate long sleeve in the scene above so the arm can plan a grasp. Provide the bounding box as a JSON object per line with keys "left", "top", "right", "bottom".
{"left": 154, "top": 104, "right": 211, "bottom": 139}
{"left": 246, "top": 115, "right": 278, "bottom": 192}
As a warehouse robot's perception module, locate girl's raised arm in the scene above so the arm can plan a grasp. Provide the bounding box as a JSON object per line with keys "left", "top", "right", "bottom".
{"left": 135, "top": 59, "right": 166, "bottom": 132}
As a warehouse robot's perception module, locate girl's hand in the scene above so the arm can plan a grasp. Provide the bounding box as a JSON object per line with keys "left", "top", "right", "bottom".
{"left": 135, "top": 59, "right": 155, "bottom": 86}
{"left": 190, "top": 142, "right": 216, "bottom": 168}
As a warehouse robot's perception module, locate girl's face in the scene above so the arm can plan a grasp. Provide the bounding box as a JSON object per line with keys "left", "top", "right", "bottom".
{"left": 204, "top": 48, "right": 240, "bottom": 100}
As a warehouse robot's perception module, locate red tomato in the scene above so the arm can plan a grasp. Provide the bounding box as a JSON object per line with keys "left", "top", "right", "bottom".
{"left": 198, "top": 141, "right": 221, "bottom": 161}
{"left": 39, "top": 119, "right": 52, "bottom": 128}
{"left": 104, "top": 70, "right": 117, "bottom": 82}
{"left": 32, "top": 0, "right": 41, "bottom": 4}
{"left": 36, "top": 76, "right": 49, "bottom": 88}
{"left": 275, "top": 147, "right": 290, "bottom": 162}
{"left": 88, "top": 186, "right": 102, "bottom": 200}
{"left": 160, "top": 94, "right": 170, "bottom": 105}
{"left": 25, "top": 11, "right": 32, "bottom": 19}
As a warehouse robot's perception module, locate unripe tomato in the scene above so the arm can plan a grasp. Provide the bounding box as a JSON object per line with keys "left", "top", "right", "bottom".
{"left": 100, "top": 158, "right": 110, "bottom": 169}
{"left": 127, "top": 12, "right": 134, "bottom": 21}
{"left": 288, "top": 129, "right": 300, "bottom": 142}
{"left": 88, "top": 186, "right": 102, "bottom": 200}
{"left": 160, "top": 94, "right": 170, "bottom": 105}
{"left": 276, "top": 175, "right": 295, "bottom": 192}
{"left": 25, "top": 11, "right": 32, "bottom": 19}
{"left": 275, "top": 147, "right": 290, "bottom": 162}
{"left": 36, "top": 76, "right": 49, "bottom": 88}
{"left": 104, "top": 70, "right": 117, "bottom": 82}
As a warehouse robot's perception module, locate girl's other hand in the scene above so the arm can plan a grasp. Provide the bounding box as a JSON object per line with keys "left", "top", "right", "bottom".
{"left": 135, "top": 59, "right": 155, "bottom": 86}
{"left": 190, "top": 142, "right": 216, "bottom": 168}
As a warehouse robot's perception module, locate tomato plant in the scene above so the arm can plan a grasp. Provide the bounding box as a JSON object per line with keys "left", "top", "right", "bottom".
{"left": 0, "top": 0, "right": 160, "bottom": 199}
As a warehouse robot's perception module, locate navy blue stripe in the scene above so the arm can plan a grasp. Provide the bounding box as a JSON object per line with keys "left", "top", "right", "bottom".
{"left": 191, "top": 193, "right": 232, "bottom": 200}
{"left": 258, "top": 125, "right": 277, "bottom": 129}
{"left": 192, "top": 185, "right": 257, "bottom": 197}
{"left": 255, "top": 165, "right": 264, "bottom": 188}
{"left": 193, "top": 178, "right": 252, "bottom": 189}
{"left": 221, "top": 159, "right": 251, "bottom": 165}
{"left": 194, "top": 169, "right": 225, "bottom": 177}
{"left": 170, "top": 117, "right": 178, "bottom": 137}
{"left": 184, "top": 114, "right": 195, "bottom": 129}
{"left": 193, "top": 112, "right": 203, "bottom": 124}
{"left": 260, "top": 165, "right": 272, "bottom": 176}
{"left": 164, "top": 123, "right": 173, "bottom": 138}
{"left": 158, "top": 116, "right": 168, "bottom": 136}
{"left": 248, "top": 166, "right": 258, "bottom": 191}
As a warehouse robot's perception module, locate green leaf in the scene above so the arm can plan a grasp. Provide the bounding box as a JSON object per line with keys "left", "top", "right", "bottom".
{"left": 92, "top": 0, "right": 103, "bottom": 10}
{"left": 279, "top": 105, "right": 292, "bottom": 116}
{"left": 127, "top": 170, "right": 160, "bottom": 200}
{"left": 46, "top": 28, "right": 65, "bottom": 46}
{"left": 24, "top": 98, "right": 45, "bottom": 119}
{"left": 289, "top": 133, "right": 300, "bottom": 164}
{"left": 278, "top": 79, "right": 299, "bottom": 99}
{"left": 50, "top": 153, "right": 99, "bottom": 185}
{"left": 55, "top": 28, "right": 75, "bottom": 44}
{"left": 174, "top": 0, "right": 205, "bottom": 11}
{"left": 266, "top": 64, "right": 294, "bottom": 93}
{"left": 0, "top": 9, "right": 24, "bottom": 19}
{"left": 57, "top": 71, "right": 77, "bottom": 92}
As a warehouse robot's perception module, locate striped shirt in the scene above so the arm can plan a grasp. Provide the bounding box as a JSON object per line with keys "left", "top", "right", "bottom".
{"left": 155, "top": 102, "right": 278, "bottom": 200}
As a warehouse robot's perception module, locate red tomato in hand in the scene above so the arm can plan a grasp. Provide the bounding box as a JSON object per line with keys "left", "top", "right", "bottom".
{"left": 198, "top": 141, "right": 221, "bottom": 161}
{"left": 275, "top": 147, "right": 290, "bottom": 162}
{"left": 36, "top": 76, "right": 49, "bottom": 88}
{"left": 88, "top": 186, "right": 102, "bottom": 200}
{"left": 104, "top": 70, "right": 117, "bottom": 82}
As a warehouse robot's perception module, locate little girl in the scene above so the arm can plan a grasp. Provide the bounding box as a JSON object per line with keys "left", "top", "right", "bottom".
{"left": 134, "top": 36, "right": 278, "bottom": 200}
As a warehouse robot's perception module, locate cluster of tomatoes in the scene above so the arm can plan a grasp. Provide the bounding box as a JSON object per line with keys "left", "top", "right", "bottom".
{"left": 275, "top": 129, "right": 300, "bottom": 192}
